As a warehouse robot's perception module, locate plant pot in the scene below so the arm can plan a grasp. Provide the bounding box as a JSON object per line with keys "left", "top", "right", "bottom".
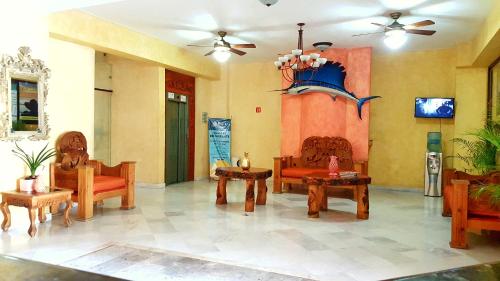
{"left": 19, "top": 177, "right": 43, "bottom": 193}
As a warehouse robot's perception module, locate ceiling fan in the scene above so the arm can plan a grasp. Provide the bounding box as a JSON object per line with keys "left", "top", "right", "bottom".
{"left": 187, "top": 31, "right": 256, "bottom": 62}
{"left": 353, "top": 12, "right": 436, "bottom": 49}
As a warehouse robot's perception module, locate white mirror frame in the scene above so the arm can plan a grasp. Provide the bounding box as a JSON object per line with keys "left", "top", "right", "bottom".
{"left": 0, "top": 47, "right": 50, "bottom": 141}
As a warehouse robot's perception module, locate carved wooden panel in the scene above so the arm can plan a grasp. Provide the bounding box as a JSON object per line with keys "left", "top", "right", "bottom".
{"left": 56, "top": 131, "right": 89, "bottom": 170}
{"left": 300, "top": 136, "right": 354, "bottom": 170}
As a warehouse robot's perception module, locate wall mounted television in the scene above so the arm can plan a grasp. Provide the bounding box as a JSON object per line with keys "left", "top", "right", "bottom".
{"left": 415, "top": 97, "right": 455, "bottom": 118}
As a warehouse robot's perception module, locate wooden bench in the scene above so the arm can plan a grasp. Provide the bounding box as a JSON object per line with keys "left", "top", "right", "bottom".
{"left": 273, "top": 136, "right": 367, "bottom": 193}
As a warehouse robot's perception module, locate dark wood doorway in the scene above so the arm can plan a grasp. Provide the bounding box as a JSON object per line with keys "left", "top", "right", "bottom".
{"left": 165, "top": 70, "right": 195, "bottom": 183}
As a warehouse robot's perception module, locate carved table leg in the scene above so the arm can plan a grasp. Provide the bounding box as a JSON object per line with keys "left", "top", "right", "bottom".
{"left": 356, "top": 184, "right": 369, "bottom": 220}
{"left": 38, "top": 207, "right": 47, "bottom": 223}
{"left": 216, "top": 177, "right": 228, "bottom": 205}
{"left": 50, "top": 203, "right": 60, "bottom": 215}
{"left": 256, "top": 179, "right": 267, "bottom": 205}
{"left": 308, "top": 184, "right": 320, "bottom": 218}
{"left": 320, "top": 184, "right": 328, "bottom": 211}
{"left": 1, "top": 202, "right": 11, "bottom": 231}
{"left": 245, "top": 179, "right": 255, "bottom": 212}
{"left": 64, "top": 200, "right": 73, "bottom": 227}
{"left": 28, "top": 208, "right": 37, "bottom": 237}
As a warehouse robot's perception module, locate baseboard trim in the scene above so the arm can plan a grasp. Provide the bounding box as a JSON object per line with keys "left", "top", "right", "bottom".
{"left": 369, "top": 185, "right": 423, "bottom": 193}
{"left": 137, "top": 182, "right": 166, "bottom": 189}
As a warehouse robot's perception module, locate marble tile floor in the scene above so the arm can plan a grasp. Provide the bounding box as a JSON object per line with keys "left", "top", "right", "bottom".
{"left": 0, "top": 180, "right": 499, "bottom": 281}
{"left": 62, "top": 244, "right": 312, "bottom": 281}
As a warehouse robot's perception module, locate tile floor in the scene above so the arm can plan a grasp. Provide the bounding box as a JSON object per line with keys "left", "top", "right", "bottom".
{"left": 1, "top": 180, "right": 499, "bottom": 281}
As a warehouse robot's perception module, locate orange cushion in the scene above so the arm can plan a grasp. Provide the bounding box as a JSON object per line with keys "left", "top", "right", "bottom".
{"left": 282, "top": 168, "right": 329, "bottom": 178}
{"left": 93, "top": 176, "right": 126, "bottom": 195}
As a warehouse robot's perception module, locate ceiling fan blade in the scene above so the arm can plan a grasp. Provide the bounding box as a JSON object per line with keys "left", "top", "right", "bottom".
{"left": 406, "top": 29, "right": 436, "bottom": 36}
{"left": 231, "top": 43, "right": 256, "bottom": 48}
{"left": 204, "top": 50, "right": 216, "bottom": 56}
{"left": 352, "top": 31, "right": 385, "bottom": 37}
{"left": 229, "top": 48, "right": 246, "bottom": 56}
{"left": 188, "top": 44, "right": 214, "bottom": 47}
{"left": 371, "top": 23, "right": 387, "bottom": 28}
{"left": 404, "top": 20, "right": 435, "bottom": 29}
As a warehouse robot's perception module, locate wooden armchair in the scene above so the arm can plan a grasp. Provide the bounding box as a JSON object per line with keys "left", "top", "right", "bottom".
{"left": 49, "top": 131, "right": 136, "bottom": 220}
{"left": 273, "top": 136, "right": 368, "bottom": 193}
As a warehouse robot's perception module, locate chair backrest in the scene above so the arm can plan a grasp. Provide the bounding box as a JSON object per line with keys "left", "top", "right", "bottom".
{"left": 56, "top": 131, "right": 89, "bottom": 170}
{"left": 300, "top": 136, "right": 354, "bottom": 170}
{"left": 454, "top": 170, "right": 500, "bottom": 185}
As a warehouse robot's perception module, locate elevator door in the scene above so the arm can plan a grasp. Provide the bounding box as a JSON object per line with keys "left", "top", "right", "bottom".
{"left": 165, "top": 93, "right": 189, "bottom": 185}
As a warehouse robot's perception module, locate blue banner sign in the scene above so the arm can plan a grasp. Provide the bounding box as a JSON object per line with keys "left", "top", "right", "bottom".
{"left": 208, "top": 118, "right": 231, "bottom": 178}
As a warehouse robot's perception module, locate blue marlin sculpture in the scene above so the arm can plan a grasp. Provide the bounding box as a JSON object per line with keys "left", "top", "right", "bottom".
{"left": 279, "top": 61, "right": 381, "bottom": 119}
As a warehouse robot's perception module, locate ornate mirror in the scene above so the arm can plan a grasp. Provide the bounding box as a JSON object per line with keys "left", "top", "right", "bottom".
{"left": 0, "top": 47, "right": 50, "bottom": 141}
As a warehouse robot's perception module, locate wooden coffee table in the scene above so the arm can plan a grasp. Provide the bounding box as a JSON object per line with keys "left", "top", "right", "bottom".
{"left": 0, "top": 188, "right": 73, "bottom": 237}
{"left": 215, "top": 167, "right": 273, "bottom": 212}
{"left": 303, "top": 172, "right": 371, "bottom": 219}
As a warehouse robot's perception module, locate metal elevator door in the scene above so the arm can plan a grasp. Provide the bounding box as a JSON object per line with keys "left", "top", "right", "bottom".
{"left": 165, "top": 93, "right": 188, "bottom": 185}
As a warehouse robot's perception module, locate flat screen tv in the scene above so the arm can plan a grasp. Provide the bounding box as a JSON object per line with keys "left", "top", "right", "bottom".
{"left": 415, "top": 97, "right": 455, "bottom": 118}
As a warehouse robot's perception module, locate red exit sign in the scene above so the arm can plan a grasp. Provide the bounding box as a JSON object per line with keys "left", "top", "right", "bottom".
{"left": 256, "top": 107, "right": 262, "bottom": 113}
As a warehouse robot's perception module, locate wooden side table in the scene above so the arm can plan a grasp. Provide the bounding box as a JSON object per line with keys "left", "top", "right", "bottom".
{"left": 0, "top": 188, "right": 73, "bottom": 237}
{"left": 215, "top": 167, "right": 273, "bottom": 212}
{"left": 303, "top": 173, "right": 371, "bottom": 219}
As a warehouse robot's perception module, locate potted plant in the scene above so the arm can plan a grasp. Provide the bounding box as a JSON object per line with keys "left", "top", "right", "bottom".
{"left": 12, "top": 142, "right": 56, "bottom": 193}
{"left": 454, "top": 121, "right": 500, "bottom": 212}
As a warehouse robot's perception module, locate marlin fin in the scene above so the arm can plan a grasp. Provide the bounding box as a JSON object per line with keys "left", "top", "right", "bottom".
{"left": 357, "top": 96, "right": 381, "bottom": 119}
{"left": 297, "top": 87, "right": 309, "bottom": 94}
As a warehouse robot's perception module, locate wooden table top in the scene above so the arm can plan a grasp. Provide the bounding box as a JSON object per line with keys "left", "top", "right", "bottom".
{"left": 215, "top": 167, "right": 273, "bottom": 179}
{"left": 303, "top": 172, "right": 371, "bottom": 186}
{"left": 1, "top": 188, "right": 73, "bottom": 199}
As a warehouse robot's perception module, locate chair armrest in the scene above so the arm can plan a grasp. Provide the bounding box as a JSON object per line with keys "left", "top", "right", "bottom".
{"left": 120, "top": 162, "right": 136, "bottom": 187}
{"left": 354, "top": 160, "right": 368, "bottom": 175}
{"left": 451, "top": 179, "right": 470, "bottom": 215}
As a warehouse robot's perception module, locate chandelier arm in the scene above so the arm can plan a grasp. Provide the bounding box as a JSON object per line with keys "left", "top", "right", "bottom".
{"left": 282, "top": 68, "right": 293, "bottom": 83}
{"left": 284, "top": 68, "right": 294, "bottom": 82}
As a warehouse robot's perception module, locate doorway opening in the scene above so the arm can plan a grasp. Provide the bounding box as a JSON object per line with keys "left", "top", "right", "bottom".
{"left": 165, "top": 70, "right": 195, "bottom": 185}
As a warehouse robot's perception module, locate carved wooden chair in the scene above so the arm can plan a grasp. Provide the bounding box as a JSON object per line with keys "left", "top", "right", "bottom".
{"left": 49, "top": 131, "right": 136, "bottom": 220}
{"left": 273, "top": 136, "right": 368, "bottom": 193}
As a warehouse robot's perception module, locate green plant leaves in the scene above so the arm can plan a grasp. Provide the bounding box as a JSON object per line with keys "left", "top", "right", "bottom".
{"left": 453, "top": 121, "right": 500, "bottom": 174}
{"left": 12, "top": 142, "right": 56, "bottom": 178}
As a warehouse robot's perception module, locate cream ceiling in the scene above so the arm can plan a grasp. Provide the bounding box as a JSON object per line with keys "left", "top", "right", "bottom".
{"left": 76, "top": 0, "right": 493, "bottom": 61}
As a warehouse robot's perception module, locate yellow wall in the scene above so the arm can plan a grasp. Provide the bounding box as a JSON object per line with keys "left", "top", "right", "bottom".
{"left": 107, "top": 55, "right": 165, "bottom": 184}
{"left": 227, "top": 62, "right": 282, "bottom": 170}
{"left": 48, "top": 10, "right": 220, "bottom": 80}
{"left": 194, "top": 66, "right": 230, "bottom": 179}
{"left": 369, "top": 49, "right": 457, "bottom": 188}
{"left": 0, "top": 38, "right": 95, "bottom": 190}
{"left": 453, "top": 68, "right": 488, "bottom": 172}
{"left": 470, "top": 0, "right": 500, "bottom": 67}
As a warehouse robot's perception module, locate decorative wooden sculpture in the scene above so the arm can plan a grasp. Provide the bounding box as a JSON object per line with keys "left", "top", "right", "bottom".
{"left": 50, "top": 131, "right": 136, "bottom": 220}
{"left": 301, "top": 137, "right": 354, "bottom": 169}
{"left": 273, "top": 136, "right": 367, "bottom": 193}
{"left": 57, "top": 131, "right": 89, "bottom": 170}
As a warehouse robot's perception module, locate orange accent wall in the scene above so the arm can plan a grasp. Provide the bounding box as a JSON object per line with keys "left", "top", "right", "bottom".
{"left": 281, "top": 47, "right": 372, "bottom": 161}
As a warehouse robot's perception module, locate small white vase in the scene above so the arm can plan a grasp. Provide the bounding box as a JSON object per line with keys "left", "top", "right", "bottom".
{"left": 19, "top": 177, "right": 43, "bottom": 193}
{"left": 19, "top": 178, "right": 35, "bottom": 192}
{"left": 33, "top": 177, "right": 45, "bottom": 193}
